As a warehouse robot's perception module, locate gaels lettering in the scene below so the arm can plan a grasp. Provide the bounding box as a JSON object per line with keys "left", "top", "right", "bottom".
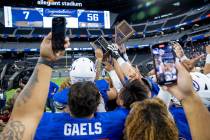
{"left": 64, "top": 122, "right": 102, "bottom": 136}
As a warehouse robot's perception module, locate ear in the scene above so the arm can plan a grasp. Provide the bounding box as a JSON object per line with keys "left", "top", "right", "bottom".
{"left": 116, "top": 94, "right": 124, "bottom": 106}
{"left": 64, "top": 106, "right": 70, "bottom": 113}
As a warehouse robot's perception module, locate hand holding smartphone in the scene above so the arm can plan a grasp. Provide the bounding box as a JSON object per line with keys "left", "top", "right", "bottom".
{"left": 52, "top": 17, "right": 66, "bottom": 53}
{"left": 151, "top": 42, "right": 177, "bottom": 85}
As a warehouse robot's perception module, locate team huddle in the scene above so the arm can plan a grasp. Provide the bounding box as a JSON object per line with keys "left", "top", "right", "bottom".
{"left": 0, "top": 32, "right": 210, "bottom": 140}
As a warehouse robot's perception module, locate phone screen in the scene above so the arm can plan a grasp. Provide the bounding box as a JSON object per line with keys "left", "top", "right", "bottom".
{"left": 151, "top": 42, "right": 177, "bottom": 85}
{"left": 52, "top": 17, "right": 66, "bottom": 52}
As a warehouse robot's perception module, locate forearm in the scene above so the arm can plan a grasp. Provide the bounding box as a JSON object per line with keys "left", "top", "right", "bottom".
{"left": 95, "top": 59, "right": 103, "bottom": 80}
{"left": 108, "top": 70, "right": 123, "bottom": 93}
{"left": 11, "top": 63, "right": 52, "bottom": 119}
{"left": 113, "top": 59, "right": 126, "bottom": 84}
{"left": 182, "top": 93, "right": 210, "bottom": 140}
{"left": 0, "top": 63, "right": 52, "bottom": 140}
{"left": 107, "top": 88, "right": 117, "bottom": 100}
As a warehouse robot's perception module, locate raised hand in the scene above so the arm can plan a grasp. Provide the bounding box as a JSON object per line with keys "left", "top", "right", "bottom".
{"left": 40, "top": 32, "right": 70, "bottom": 61}
{"left": 181, "top": 54, "right": 204, "bottom": 72}
{"left": 107, "top": 44, "right": 120, "bottom": 59}
{"left": 164, "top": 62, "right": 194, "bottom": 101}
{"left": 95, "top": 48, "right": 103, "bottom": 60}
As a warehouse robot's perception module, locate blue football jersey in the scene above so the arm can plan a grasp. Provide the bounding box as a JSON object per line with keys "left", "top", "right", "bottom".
{"left": 48, "top": 81, "right": 59, "bottom": 99}
{"left": 52, "top": 80, "right": 109, "bottom": 105}
{"left": 53, "top": 88, "right": 70, "bottom": 105}
{"left": 35, "top": 107, "right": 129, "bottom": 140}
{"left": 170, "top": 106, "right": 192, "bottom": 140}
{"left": 95, "top": 79, "right": 109, "bottom": 103}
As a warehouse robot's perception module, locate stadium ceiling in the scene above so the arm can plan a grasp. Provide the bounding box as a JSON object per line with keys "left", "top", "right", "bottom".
{"left": 1, "top": 0, "right": 209, "bottom": 23}
{"left": 1, "top": 0, "right": 208, "bottom": 11}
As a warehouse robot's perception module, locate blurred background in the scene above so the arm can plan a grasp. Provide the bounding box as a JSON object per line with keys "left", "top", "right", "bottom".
{"left": 0, "top": 0, "right": 209, "bottom": 95}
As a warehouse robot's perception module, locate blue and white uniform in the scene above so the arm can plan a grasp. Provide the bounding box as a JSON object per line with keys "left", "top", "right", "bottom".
{"left": 35, "top": 107, "right": 129, "bottom": 140}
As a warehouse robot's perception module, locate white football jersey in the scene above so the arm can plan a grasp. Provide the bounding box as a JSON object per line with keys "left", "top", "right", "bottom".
{"left": 190, "top": 72, "right": 210, "bottom": 107}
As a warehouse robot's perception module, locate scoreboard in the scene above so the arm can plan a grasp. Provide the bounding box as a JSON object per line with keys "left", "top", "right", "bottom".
{"left": 4, "top": 6, "right": 110, "bottom": 29}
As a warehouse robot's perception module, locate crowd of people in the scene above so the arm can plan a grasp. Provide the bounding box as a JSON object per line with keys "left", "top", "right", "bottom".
{"left": 0, "top": 32, "right": 210, "bottom": 140}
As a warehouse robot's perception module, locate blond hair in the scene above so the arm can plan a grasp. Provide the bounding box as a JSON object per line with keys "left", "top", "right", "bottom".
{"left": 124, "top": 98, "right": 178, "bottom": 140}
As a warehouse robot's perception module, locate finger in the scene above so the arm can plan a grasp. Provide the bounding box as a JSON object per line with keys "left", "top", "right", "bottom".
{"left": 50, "top": 56, "right": 57, "bottom": 61}
{"left": 64, "top": 37, "right": 70, "bottom": 43}
{"left": 165, "top": 86, "right": 178, "bottom": 96}
{"left": 149, "top": 69, "right": 155, "bottom": 75}
{"left": 64, "top": 43, "right": 69, "bottom": 49}
{"left": 107, "top": 46, "right": 112, "bottom": 50}
{"left": 114, "top": 43, "right": 119, "bottom": 49}
{"left": 95, "top": 48, "right": 102, "bottom": 52}
{"left": 191, "top": 54, "right": 205, "bottom": 63}
{"left": 174, "top": 42, "right": 180, "bottom": 46}
{"left": 108, "top": 44, "right": 113, "bottom": 48}
{"left": 55, "top": 51, "right": 65, "bottom": 57}
{"left": 64, "top": 37, "right": 70, "bottom": 48}
{"left": 162, "top": 86, "right": 168, "bottom": 91}
{"left": 44, "top": 32, "right": 52, "bottom": 41}
{"left": 103, "top": 61, "right": 110, "bottom": 66}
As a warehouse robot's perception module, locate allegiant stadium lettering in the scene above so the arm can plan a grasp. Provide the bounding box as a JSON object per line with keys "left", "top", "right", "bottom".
{"left": 37, "top": 0, "right": 82, "bottom": 7}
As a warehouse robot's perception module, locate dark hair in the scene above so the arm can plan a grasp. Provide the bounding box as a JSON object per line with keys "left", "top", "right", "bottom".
{"left": 68, "top": 81, "right": 100, "bottom": 118}
{"left": 120, "top": 79, "right": 149, "bottom": 109}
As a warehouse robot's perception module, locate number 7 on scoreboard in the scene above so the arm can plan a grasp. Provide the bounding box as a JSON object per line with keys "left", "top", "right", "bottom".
{"left": 23, "top": 11, "right": 30, "bottom": 20}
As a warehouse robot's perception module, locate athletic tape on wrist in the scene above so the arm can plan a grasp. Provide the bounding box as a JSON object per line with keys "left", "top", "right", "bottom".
{"left": 123, "top": 53, "right": 129, "bottom": 61}
{"left": 108, "top": 70, "right": 123, "bottom": 93}
{"left": 117, "top": 57, "right": 126, "bottom": 66}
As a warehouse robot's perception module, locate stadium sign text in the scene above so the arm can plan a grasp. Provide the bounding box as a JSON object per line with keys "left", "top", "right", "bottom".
{"left": 37, "top": 0, "right": 83, "bottom": 7}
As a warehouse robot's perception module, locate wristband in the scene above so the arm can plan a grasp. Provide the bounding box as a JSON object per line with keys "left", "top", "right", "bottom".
{"left": 38, "top": 57, "right": 53, "bottom": 68}
{"left": 108, "top": 70, "right": 123, "bottom": 93}
{"left": 206, "top": 54, "right": 210, "bottom": 64}
{"left": 123, "top": 53, "right": 129, "bottom": 61}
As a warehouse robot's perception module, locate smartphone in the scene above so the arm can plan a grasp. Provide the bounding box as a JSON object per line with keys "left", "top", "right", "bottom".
{"left": 151, "top": 42, "right": 177, "bottom": 85}
{"left": 52, "top": 17, "right": 66, "bottom": 52}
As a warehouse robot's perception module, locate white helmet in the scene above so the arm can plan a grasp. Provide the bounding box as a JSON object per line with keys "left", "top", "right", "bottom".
{"left": 190, "top": 72, "right": 210, "bottom": 107}
{"left": 69, "top": 57, "right": 96, "bottom": 84}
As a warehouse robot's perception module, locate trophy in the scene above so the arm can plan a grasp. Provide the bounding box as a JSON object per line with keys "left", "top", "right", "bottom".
{"left": 115, "top": 20, "right": 135, "bottom": 45}
{"left": 90, "top": 36, "right": 110, "bottom": 53}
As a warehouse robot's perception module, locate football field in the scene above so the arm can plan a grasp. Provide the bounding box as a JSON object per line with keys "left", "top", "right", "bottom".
{"left": 5, "top": 77, "right": 65, "bottom": 101}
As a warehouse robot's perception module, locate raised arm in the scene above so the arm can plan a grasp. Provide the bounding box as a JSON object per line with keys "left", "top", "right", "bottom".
{"left": 0, "top": 33, "right": 70, "bottom": 140}
{"left": 107, "top": 44, "right": 141, "bottom": 82}
{"left": 166, "top": 62, "right": 210, "bottom": 140}
{"left": 94, "top": 48, "right": 103, "bottom": 80}
{"left": 204, "top": 45, "right": 210, "bottom": 75}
